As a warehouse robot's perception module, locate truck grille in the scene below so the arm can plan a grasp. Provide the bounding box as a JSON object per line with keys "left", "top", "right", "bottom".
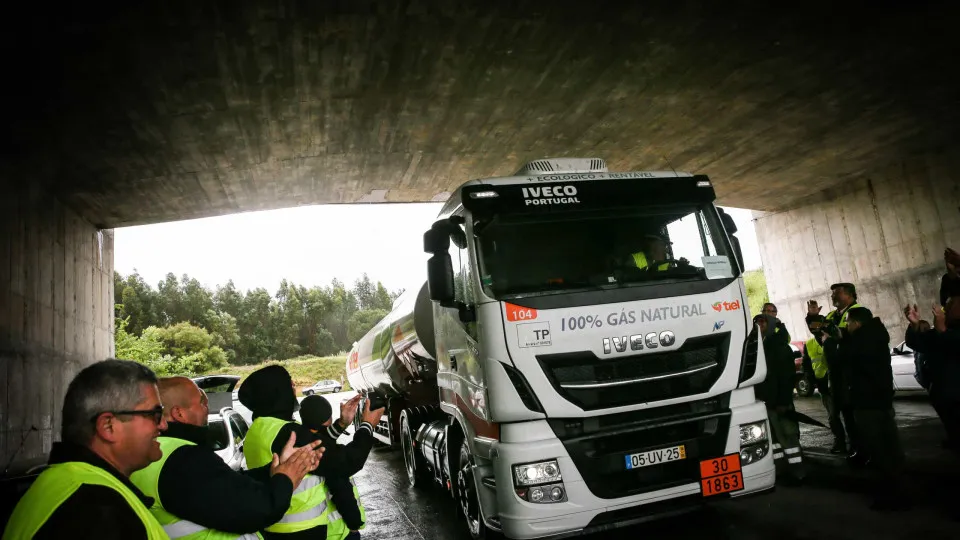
{"left": 547, "top": 394, "right": 731, "bottom": 499}
{"left": 536, "top": 333, "right": 730, "bottom": 410}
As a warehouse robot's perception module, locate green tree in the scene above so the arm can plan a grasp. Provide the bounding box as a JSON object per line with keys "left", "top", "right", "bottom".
{"left": 744, "top": 269, "right": 770, "bottom": 317}
{"left": 348, "top": 308, "right": 389, "bottom": 345}
{"left": 205, "top": 309, "right": 240, "bottom": 362}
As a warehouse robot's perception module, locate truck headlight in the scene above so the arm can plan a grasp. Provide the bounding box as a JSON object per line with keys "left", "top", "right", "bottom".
{"left": 739, "top": 421, "right": 767, "bottom": 446}
{"left": 513, "top": 460, "right": 562, "bottom": 487}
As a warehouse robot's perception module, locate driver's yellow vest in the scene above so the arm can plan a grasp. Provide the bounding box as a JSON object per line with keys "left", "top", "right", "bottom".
{"left": 630, "top": 252, "right": 669, "bottom": 271}
{"left": 130, "top": 436, "right": 262, "bottom": 539}
{"left": 244, "top": 417, "right": 332, "bottom": 533}
{"left": 805, "top": 338, "right": 828, "bottom": 379}
{"left": 2, "top": 461, "right": 168, "bottom": 540}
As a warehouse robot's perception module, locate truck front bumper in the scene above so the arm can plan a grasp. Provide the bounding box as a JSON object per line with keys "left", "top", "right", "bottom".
{"left": 490, "top": 396, "right": 775, "bottom": 540}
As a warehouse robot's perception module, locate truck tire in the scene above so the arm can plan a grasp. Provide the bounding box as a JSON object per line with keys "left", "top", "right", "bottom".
{"left": 457, "top": 438, "right": 490, "bottom": 540}
{"left": 400, "top": 409, "right": 430, "bottom": 488}
{"left": 796, "top": 375, "right": 815, "bottom": 397}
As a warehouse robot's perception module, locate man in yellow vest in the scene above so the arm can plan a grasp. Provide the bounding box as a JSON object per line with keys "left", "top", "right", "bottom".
{"left": 628, "top": 234, "right": 673, "bottom": 271}
{"left": 807, "top": 282, "right": 864, "bottom": 461}
{"left": 238, "top": 365, "right": 384, "bottom": 539}
{"left": 300, "top": 394, "right": 377, "bottom": 540}
{"left": 3, "top": 359, "right": 169, "bottom": 539}
{"left": 801, "top": 314, "right": 847, "bottom": 454}
{"left": 130, "top": 377, "right": 325, "bottom": 539}
{"left": 762, "top": 303, "right": 791, "bottom": 342}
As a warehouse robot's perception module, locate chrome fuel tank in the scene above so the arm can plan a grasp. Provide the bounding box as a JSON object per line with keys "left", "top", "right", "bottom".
{"left": 346, "top": 282, "right": 438, "bottom": 403}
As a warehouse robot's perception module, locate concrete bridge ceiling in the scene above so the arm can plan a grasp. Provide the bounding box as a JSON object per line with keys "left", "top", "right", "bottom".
{"left": 4, "top": 0, "right": 959, "bottom": 227}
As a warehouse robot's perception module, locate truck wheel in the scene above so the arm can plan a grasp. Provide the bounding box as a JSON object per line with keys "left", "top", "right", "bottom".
{"left": 400, "top": 410, "right": 429, "bottom": 488}
{"left": 457, "top": 439, "right": 488, "bottom": 540}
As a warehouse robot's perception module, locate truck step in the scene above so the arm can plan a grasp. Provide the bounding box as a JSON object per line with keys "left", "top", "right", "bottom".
{"left": 481, "top": 476, "right": 496, "bottom": 488}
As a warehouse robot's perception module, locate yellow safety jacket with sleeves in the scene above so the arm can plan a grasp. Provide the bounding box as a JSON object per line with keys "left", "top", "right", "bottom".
{"left": 630, "top": 251, "right": 669, "bottom": 271}
{"left": 243, "top": 417, "right": 332, "bottom": 534}
{"left": 130, "top": 436, "right": 262, "bottom": 540}
{"left": 2, "top": 461, "right": 168, "bottom": 540}
{"left": 805, "top": 337, "right": 828, "bottom": 379}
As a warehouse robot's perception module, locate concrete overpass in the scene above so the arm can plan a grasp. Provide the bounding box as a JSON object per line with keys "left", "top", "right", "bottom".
{"left": 2, "top": 1, "right": 958, "bottom": 466}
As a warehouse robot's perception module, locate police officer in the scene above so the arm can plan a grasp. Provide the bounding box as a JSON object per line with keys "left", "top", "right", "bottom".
{"left": 4, "top": 359, "right": 168, "bottom": 539}
{"left": 807, "top": 282, "right": 863, "bottom": 460}
{"left": 238, "top": 365, "right": 384, "bottom": 539}
{"left": 130, "top": 377, "right": 324, "bottom": 539}
{"left": 802, "top": 315, "right": 846, "bottom": 453}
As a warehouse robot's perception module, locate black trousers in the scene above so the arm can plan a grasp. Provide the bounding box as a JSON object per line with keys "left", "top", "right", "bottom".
{"left": 853, "top": 408, "right": 905, "bottom": 500}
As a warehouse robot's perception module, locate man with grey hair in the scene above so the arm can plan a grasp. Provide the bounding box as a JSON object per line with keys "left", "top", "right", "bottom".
{"left": 3, "top": 359, "right": 169, "bottom": 539}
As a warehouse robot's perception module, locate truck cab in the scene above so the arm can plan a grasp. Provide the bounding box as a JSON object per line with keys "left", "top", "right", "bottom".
{"left": 350, "top": 158, "right": 774, "bottom": 540}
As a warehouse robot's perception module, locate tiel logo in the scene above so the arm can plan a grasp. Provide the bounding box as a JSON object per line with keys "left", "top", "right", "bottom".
{"left": 711, "top": 300, "right": 741, "bottom": 312}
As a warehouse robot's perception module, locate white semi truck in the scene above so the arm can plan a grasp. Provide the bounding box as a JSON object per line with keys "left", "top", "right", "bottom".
{"left": 346, "top": 158, "right": 775, "bottom": 539}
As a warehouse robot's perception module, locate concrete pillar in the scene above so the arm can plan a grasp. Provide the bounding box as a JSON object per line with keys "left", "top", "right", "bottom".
{"left": 755, "top": 155, "right": 960, "bottom": 345}
{"left": 0, "top": 190, "right": 115, "bottom": 470}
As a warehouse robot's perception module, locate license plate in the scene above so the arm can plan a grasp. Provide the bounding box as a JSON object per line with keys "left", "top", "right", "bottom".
{"left": 699, "top": 454, "right": 745, "bottom": 497}
{"left": 624, "top": 445, "right": 686, "bottom": 470}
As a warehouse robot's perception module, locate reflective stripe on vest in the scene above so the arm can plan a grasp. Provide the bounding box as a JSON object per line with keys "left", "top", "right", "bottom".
{"left": 130, "top": 436, "right": 260, "bottom": 539}
{"left": 806, "top": 338, "right": 827, "bottom": 379}
{"left": 244, "top": 417, "right": 331, "bottom": 533}
{"left": 325, "top": 476, "right": 367, "bottom": 540}
{"left": 2, "top": 461, "right": 168, "bottom": 540}
{"left": 630, "top": 252, "right": 669, "bottom": 271}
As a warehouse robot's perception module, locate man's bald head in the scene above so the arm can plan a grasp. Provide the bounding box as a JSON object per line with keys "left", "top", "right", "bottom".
{"left": 158, "top": 377, "right": 209, "bottom": 427}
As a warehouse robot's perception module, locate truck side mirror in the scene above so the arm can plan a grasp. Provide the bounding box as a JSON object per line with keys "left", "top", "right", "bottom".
{"left": 423, "top": 227, "right": 450, "bottom": 254}
{"left": 427, "top": 253, "right": 456, "bottom": 306}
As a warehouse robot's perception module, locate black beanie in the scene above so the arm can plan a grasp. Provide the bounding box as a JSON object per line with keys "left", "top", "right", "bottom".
{"left": 300, "top": 395, "right": 333, "bottom": 430}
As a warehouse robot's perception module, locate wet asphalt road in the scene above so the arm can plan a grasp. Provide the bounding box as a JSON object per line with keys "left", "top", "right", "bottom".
{"left": 236, "top": 392, "right": 960, "bottom": 540}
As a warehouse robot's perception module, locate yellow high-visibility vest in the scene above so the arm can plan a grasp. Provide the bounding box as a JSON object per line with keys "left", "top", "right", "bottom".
{"left": 3, "top": 461, "right": 168, "bottom": 540}
{"left": 244, "top": 417, "right": 332, "bottom": 534}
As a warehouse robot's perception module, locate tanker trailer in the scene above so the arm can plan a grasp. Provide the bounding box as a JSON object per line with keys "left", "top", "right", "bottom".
{"left": 345, "top": 281, "right": 440, "bottom": 445}
{"left": 347, "top": 157, "right": 775, "bottom": 540}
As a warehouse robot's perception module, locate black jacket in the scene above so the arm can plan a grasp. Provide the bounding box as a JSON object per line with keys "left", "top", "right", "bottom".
{"left": 33, "top": 442, "right": 154, "bottom": 540}
{"left": 840, "top": 317, "right": 894, "bottom": 410}
{"left": 238, "top": 365, "right": 372, "bottom": 537}
{"left": 156, "top": 421, "right": 293, "bottom": 534}
{"left": 907, "top": 325, "right": 960, "bottom": 401}
{"left": 754, "top": 315, "right": 796, "bottom": 408}
{"left": 941, "top": 273, "right": 960, "bottom": 307}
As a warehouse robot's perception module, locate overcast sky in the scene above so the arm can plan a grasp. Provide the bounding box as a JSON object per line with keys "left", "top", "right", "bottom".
{"left": 114, "top": 204, "right": 762, "bottom": 294}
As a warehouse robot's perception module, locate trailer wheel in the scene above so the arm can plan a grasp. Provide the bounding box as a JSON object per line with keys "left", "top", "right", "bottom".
{"left": 400, "top": 410, "right": 429, "bottom": 488}
{"left": 457, "top": 438, "right": 488, "bottom": 540}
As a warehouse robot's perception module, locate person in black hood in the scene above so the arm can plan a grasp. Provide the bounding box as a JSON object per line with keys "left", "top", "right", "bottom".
{"left": 840, "top": 307, "right": 908, "bottom": 511}
{"left": 753, "top": 313, "right": 805, "bottom": 485}
{"left": 239, "top": 365, "right": 384, "bottom": 539}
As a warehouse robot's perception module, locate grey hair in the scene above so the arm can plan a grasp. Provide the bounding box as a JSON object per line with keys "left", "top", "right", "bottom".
{"left": 61, "top": 359, "right": 159, "bottom": 445}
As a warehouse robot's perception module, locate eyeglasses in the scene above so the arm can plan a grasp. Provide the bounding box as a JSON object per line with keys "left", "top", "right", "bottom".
{"left": 92, "top": 405, "right": 164, "bottom": 424}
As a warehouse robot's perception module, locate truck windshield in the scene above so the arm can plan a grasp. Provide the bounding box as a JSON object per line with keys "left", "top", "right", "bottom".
{"left": 474, "top": 205, "right": 736, "bottom": 298}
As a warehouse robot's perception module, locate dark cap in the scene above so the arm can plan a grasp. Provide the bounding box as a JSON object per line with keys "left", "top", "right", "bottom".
{"left": 299, "top": 395, "right": 333, "bottom": 430}
{"left": 805, "top": 314, "right": 827, "bottom": 325}
{"left": 830, "top": 282, "right": 857, "bottom": 296}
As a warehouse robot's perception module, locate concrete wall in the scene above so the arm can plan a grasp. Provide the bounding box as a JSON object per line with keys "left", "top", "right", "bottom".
{"left": 0, "top": 191, "right": 114, "bottom": 469}
{"left": 755, "top": 156, "right": 960, "bottom": 345}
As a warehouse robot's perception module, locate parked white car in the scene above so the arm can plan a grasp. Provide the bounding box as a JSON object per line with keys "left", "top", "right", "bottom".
{"left": 208, "top": 407, "right": 249, "bottom": 471}
{"left": 191, "top": 375, "right": 249, "bottom": 470}
{"left": 302, "top": 379, "right": 342, "bottom": 396}
{"left": 890, "top": 341, "right": 927, "bottom": 394}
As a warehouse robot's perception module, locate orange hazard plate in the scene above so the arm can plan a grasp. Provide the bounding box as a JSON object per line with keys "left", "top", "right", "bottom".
{"left": 699, "top": 454, "right": 745, "bottom": 497}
